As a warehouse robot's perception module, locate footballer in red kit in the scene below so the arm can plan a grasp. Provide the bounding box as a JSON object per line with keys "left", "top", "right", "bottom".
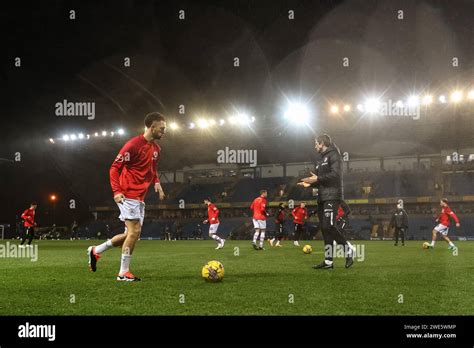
{"left": 429, "top": 198, "right": 460, "bottom": 251}
{"left": 292, "top": 202, "right": 308, "bottom": 247}
{"left": 269, "top": 202, "right": 286, "bottom": 247}
{"left": 203, "top": 197, "right": 225, "bottom": 249}
{"left": 250, "top": 189, "right": 268, "bottom": 250}
{"left": 87, "top": 112, "right": 167, "bottom": 281}
{"left": 20, "top": 202, "right": 37, "bottom": 247}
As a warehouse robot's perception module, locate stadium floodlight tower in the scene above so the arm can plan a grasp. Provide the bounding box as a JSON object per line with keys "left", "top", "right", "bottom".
{"left": 451, "top": 91, "right": 463, "bottom": 103}
{"left": 407, "top": 95, "right": 420, "bottom": 107}
{"left": 364, "top": 97, "right": 381, "bottom": 114}
{"left": 284, "top": 101, "right": 311, "bottom": 125}
{"left": 197, "top": 118, "right": 209, "bottom": 129}
{"left": 422, "top": 95, "right": 433, "bottom": 105}
{"left": 236, "top": 112, "right": 252, "bottom": 126}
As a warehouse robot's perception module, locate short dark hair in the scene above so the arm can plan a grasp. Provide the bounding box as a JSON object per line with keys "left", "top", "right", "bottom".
{"left": 260, "top": 189, "right": 267, "bottom": 195}
{"left": 316, "top": 134, "right": 332, "bottom": 147}
{"left": 144, "top": 112, "right": 166, "bottom": 128}
{"left": 441, "top": 198, "right": 449, "bottom": 204}
{"left": 204, "top": 197, "right": 211, "bottom": 202}
{"left": 31, "top": 202, "right": 37, "bottom": 206}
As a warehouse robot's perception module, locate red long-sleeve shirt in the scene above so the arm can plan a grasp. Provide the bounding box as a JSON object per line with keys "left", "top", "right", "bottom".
{"left": 207, "top": 203, "right": 219, "bottom": 224}
{"left": 250, "top": 196, "right": 267, "bottom": 220}
{"left": 292, "top": 207, "right": 308, "bottom": 225}
{"left": 21, "top": 208, "right": 35, "bottom": 228}
{"left": 110, "top": 135, "right": 161, "bottom": 202}
{"left": 275, "top": 209, "right": 286, "bottom": 224}
{"left": 437, "top": 206, "right": 460, "bottom": 227}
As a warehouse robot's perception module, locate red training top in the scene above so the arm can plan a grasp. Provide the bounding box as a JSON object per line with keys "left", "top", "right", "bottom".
{"left": 207, "top": 203, "right": 220, "bottom": 224}
{"left": 21, "top": 208, "right": 35, "bottom": 228}
{"left": 110, "top": 135, "right": 161, "bottom": 202}
{"left": 275, "top": 209, "right": 286, "bottom": 224}
{"left": 292, "top": 207, "right": 308, "bottom": 225}
{"left": 437, "top": 205, "right": 460, "bottom": 227}
{"left": 250, "top": 195, "right": 267, "bottom": 220}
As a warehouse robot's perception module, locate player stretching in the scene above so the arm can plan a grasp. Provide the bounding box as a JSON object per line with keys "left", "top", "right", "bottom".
{"left": 430, "top": 198, "right": 460, "bottom": 251}
{"left": 292, "top": 202, "right": 308, "bottom": 247}
{"left": 203, "top": 198, "right": 225, "bottom": 249}
{"left": 270, "top": 203, "right": 286, "bottom": 247}
{"left": 250, "top": 190, "right": 268, "bottom": 250}
{"left": 87, "top": 112, "right": 167, "bottom": 281}
{"left": 20, "top": 202, "right": 37, "bottom": 248}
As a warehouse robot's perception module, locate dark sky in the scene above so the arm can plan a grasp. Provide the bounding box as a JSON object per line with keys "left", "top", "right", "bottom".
{"left": 1, "top": 0, "right": 474, "bottom": 225}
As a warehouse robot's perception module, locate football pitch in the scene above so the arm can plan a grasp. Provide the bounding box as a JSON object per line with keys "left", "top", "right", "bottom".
{"left": 1, "top": 240, "right": 473, "bottom": 316}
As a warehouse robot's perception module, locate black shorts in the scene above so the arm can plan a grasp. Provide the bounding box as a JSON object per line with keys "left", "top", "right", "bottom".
{"left": 294, "top": 223, "right": 304, "bottom": 232}
{"left": 317, "top": 200, "right": 341, "bottom": 232}
{"left": 24, "top": 226, "right": 35, "bottom": 236}
{"left": 275, "top": 222, "right": 287, "bottom": 236}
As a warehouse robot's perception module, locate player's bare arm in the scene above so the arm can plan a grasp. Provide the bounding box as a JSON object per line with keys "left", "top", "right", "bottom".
{"left": 154, "top": 182, "right": 166, "bottom": 200}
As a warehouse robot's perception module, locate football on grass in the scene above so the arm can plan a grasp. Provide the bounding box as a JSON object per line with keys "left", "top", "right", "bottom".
{"left": 201, "top": 260, "right": 225, "bottom": 282}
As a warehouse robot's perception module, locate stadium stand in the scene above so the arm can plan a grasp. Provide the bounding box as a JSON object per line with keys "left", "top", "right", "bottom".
{"left": 80, "top": 157, "right": 474, "bottom": 242}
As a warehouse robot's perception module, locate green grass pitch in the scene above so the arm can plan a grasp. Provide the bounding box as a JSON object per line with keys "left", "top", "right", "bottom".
{"left": 1, "top": 240, "right": 473, "bottom": 315}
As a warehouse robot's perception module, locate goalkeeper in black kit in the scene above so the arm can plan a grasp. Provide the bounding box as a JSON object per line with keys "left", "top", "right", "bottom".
{"left": 390, "top": 199, "right": 409, "bottom": 246}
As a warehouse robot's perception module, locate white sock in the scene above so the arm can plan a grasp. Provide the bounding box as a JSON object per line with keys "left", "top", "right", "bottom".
{"left": 325, "top": 259, "right": 333, "bottom": 265}
{"left": 259, "top": 231, "right": 265, "bottom": 247}
{"left": 211, "top": 234, "right": 223, "bottom": 244}
{"left": 275, "top": 240, "right": 280, "bottom": 246}
{"left": 449, "top": 241, "right": 454, "bottom": 247}
{"left": 253, "top": 230, "right": 259, "bottom": 243}
{"left": 431, "top": 240, "right": 436, "bottom": 246}
{"left": 270, "top": 238, "right": 275, "bottom": 243}
{"left": 119, "top": 253, "right": 132, "bottom": 275}
{"left": 95, "top": 240, "right": 113, "bottom": 254}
